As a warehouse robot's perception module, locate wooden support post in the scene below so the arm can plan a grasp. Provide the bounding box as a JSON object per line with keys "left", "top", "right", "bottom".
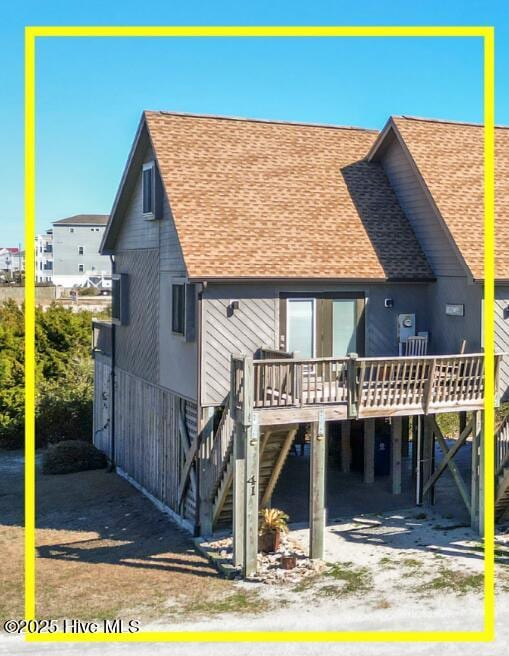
{"left": 415, "top": 416, "right": 424, "bottom": 504}
{"left": 471, "top": 410, "right": 484, "bottom": 534}
{"left": 232, "top": 419, "right": 245, "bottom": 568}
{"left": 422, "top": 415, "right": 435, "bottom": 506}
{"left": 198, "top": 406, "right": 214, "bottom": 537}
{"left": 363, "top": 419, "right": 375, "bottom": 484}
{"left": 233, "top": 355, "right": 254, "bottom": 569}
{"left": 402, "top": 416, "right": 410, "bottom": 458}
{"left": 341, "top": 420, "right": 351, "bottom": 473}
{"left": 243, "top": 414, "right": 260, "bottom": 577}
{"left": 309, "top": 410, "right": 326, "bottom": 560}
{"left": 347, "top": 352, "right": 358, "bottom": 419}
{"left": 411, "top": 416, "right": 418, "bottom": 482}
{"left": 391, "top": 417, "right": 403, "bottom": 495}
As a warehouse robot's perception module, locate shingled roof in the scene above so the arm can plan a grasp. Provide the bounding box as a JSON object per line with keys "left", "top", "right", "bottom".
{"left": 387, "top": 116, "right": 509, "bottom": 281}
{"left": 113, "top": 111, "right": 432, "bottom": 281}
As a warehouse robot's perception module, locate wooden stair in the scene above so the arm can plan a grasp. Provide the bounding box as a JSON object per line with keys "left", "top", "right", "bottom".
{"left": 212, "top": 426, "right": 298, "bottom": 529}
{"left": 496, "top": 467, "right": 509, "bottom": 521}
{"left": 495, "top": 416, "right": 509, "bottom": 523}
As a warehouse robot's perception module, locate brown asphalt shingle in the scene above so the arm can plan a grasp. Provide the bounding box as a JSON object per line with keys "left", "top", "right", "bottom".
{"left": 392, "top": 116, "right": 509, "bottom": 280}
{"left": 145, "top": 111, "right": 433, "bottom": 280}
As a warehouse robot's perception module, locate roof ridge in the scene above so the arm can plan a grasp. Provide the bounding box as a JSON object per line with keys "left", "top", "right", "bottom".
{"left": 145, "top": 109, "right": 379, "bottom": 133}
{"left": 394, "top": 114, "right": 509, "bottom": 130}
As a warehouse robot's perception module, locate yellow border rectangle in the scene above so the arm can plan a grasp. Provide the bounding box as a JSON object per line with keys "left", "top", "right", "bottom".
{"left": 24, "top": 25, "right": 495, "bottom": 643}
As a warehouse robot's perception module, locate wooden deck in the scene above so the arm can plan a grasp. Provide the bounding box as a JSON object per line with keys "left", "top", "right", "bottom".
{"left": 232, "top": 352, "right": 499, "bottom": 425}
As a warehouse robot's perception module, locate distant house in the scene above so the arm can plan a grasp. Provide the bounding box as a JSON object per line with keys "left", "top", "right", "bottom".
{"left": 35, "top": 230, "right": 53, "bottom": 283}
{"left": 0, "top": 247, "right": 23, "bottom": 278}
{"left": 92, "top": 111, "right": 509, "bottom": 569}
{"left": 52, "top": 214, "right": 111, "bottom": 288}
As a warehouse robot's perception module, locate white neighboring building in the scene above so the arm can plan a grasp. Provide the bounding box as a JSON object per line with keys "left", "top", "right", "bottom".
{"left": 0, "top": 247, "right": 23, "bottom": 279}
{"left": 51, "top": 214, "right": 111, "bottom": 288}
{"left": 35, "top": 230, "right": 53, "bottom": 283}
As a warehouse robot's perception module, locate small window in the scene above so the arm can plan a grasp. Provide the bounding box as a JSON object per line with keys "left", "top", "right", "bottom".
{"left": 172, "top": 284, "right": 185, "bottom": 335}
{"left": 69, "top": 228, "right": 74, "bottom": 233}
{"left": 78, "top": 246, "right": 84, "bottom": 255}
{"left": 142, "top": 163, "right": 154, "bottom": 214}
{"left": 78, "top": 264, "right": 84, "bottom": 273}
{"left": 112, "top": 274, "right": 128, "bottom": 325}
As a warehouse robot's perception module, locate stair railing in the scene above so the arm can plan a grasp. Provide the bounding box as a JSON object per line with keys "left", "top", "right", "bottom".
{"left": 495, "top": 414, "right": 509, "bottom": 480}
{"left": 203, "top": 394, "right": 235, "bottom": 501}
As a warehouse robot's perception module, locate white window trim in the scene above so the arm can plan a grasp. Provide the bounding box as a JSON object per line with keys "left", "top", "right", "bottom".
{"left": 286, "top": 297, "right": 317, "bottom": 359}
{"left": 142, "top": 161, "right": 156, "bottom": 219}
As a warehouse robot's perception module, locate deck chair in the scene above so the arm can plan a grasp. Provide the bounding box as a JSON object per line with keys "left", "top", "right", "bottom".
{"left": 404, "top": 335, "right": 428, "bottom": 356}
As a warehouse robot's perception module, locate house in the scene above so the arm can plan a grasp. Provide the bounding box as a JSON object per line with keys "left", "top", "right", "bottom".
{"left": 35, "top": 230, "right": 53, "bottom": 283}
{"left": 93, "top": 111, "right": 508, "bottom": 575}
{"left": 52, "top": 214, "right": 111, "bottom": 288}
{"left": 0, "top": 247, "right": 23, "bottom": 278}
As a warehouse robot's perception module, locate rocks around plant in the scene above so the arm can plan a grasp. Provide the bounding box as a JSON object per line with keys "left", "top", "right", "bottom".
{"left": 201, "top": 533, "right": 325, "bottom": 586}
{"left": 42, "top": 439, "right": 107, "bottom": 475}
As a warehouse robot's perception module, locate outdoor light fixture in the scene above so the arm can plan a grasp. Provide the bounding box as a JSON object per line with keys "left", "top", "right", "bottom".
{"left": 384, "top": 298, "right": 394, "bottom": 308}
{"left": 227, "top": 299, "right": 240, "bottom": 317}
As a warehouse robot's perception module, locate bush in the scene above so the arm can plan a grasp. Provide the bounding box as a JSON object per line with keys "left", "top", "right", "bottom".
{"left": 36, "top": 358, "right": 94, "bottom": 446}
{"left": 42, "top": 440, "right": 107, "bottom": 474}
{"left": 0, "top": 301, "right": 108, "bottom": 449}
{"left": 78, "top": 287, "right": 98, "bottom": 296}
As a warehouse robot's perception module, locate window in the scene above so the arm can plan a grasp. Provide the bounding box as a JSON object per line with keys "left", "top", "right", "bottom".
{"left": 172, "top": 284, "right": 185, "bottom": 335}
{"left": 78, "top": 264, "right": 84, "bottom": 273}
{"left": 69, "top": 228, "right": 74, "bottom": 233}
{"left": 112, "top": 274, "right": 128, "bottom": 325}
{"left": 142, "top": 163, "right": 154, "bottom": 214}
{"left": 78, "top": 246, "right": 84, "bottom": 255}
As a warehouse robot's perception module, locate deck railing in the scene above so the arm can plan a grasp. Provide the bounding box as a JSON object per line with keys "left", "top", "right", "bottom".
{"left": 230, "top": 352, "right": 500, "bottom": 419}
{"left": 496, "top": 415, "right": 509, "bottom": 479}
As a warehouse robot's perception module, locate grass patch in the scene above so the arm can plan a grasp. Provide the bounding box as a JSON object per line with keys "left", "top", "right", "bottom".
{"left": 401, "top": 558, "right": 422, "bottom": 568}
{"left": 183, "top": 590, "right": 268, "bottom": 617}
{"left": 413, "top": 568, "right": 483, "bottom": 597}
{"left": 313, "top": 562, "right": 373, "bottom": 598}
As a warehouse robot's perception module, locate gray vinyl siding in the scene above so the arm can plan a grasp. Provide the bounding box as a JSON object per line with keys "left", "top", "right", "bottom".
{"left": 115, "top": 249, "right": 160, "bottom": 384}
{"left": 52, "top": 223, "right": 110, "bottom": 276}
{"left": 427, "top": 277, "right": 482, "bottom": 355}
{"left": 200, "top": 282, "right": 431, "bottom": 406}
{"left": 380, "top": 138, "right": 465, "bottom": 278}
{"left": 115, "top": 145, "right": 160, "bottom": 251}
{"left": 495, "top": 285, "right": 509, "bottom": 401}
{"left": 112, "top": 141, "right": 196, "bottom": 399}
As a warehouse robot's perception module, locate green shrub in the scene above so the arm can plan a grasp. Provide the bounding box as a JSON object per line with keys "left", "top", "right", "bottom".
{"left": 36, "top": 358, "right": 94, "bottom": 446}
{"left": 0, "top": 301, "right": 108, "bottom": 449}
{"left": 78, "top": 287, "right": 98, "bottom": 296}
{"left": 42, "top": 440, "right": 107, "bottom": 474}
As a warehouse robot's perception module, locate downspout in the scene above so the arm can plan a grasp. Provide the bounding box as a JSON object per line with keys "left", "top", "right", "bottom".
{"left": 108, "top": 254, "right": 116, "bottom": 472}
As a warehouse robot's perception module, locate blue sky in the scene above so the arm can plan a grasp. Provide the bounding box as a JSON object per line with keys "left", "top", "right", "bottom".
{"left": 1, "top": 0, "right": 508, "bottom": 245}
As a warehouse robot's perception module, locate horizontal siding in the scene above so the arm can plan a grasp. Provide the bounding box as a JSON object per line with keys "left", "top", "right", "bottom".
{"left": 427, "top": 276, "right": 482, "bottom": 355}
{"left": 200, "top": 282, "right": 431, "bottom": 406}
{"left": 115, "top": 146, "right": 160, "bottom": 251}
{"left": 160, "top": 195, "right": 187, "bottom": 275}
{"left": 381, "top": 139, "right": 464, "bottom": 277}
{"left": 114, "top": 367, "right": 197, "bottom": 524}
{"left": 201, "top": 284, "right": 277, "bottom": 405}
{"left": 115, "top": 249, "right": 159, "bottom": 383}
{"left": 496, "top": 285, "right": 509, "bottom": 401}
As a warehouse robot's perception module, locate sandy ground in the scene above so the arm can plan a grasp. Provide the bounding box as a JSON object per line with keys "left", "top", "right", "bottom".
{"left": 1, "top": 449, "right": 509, "bottom": 655}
